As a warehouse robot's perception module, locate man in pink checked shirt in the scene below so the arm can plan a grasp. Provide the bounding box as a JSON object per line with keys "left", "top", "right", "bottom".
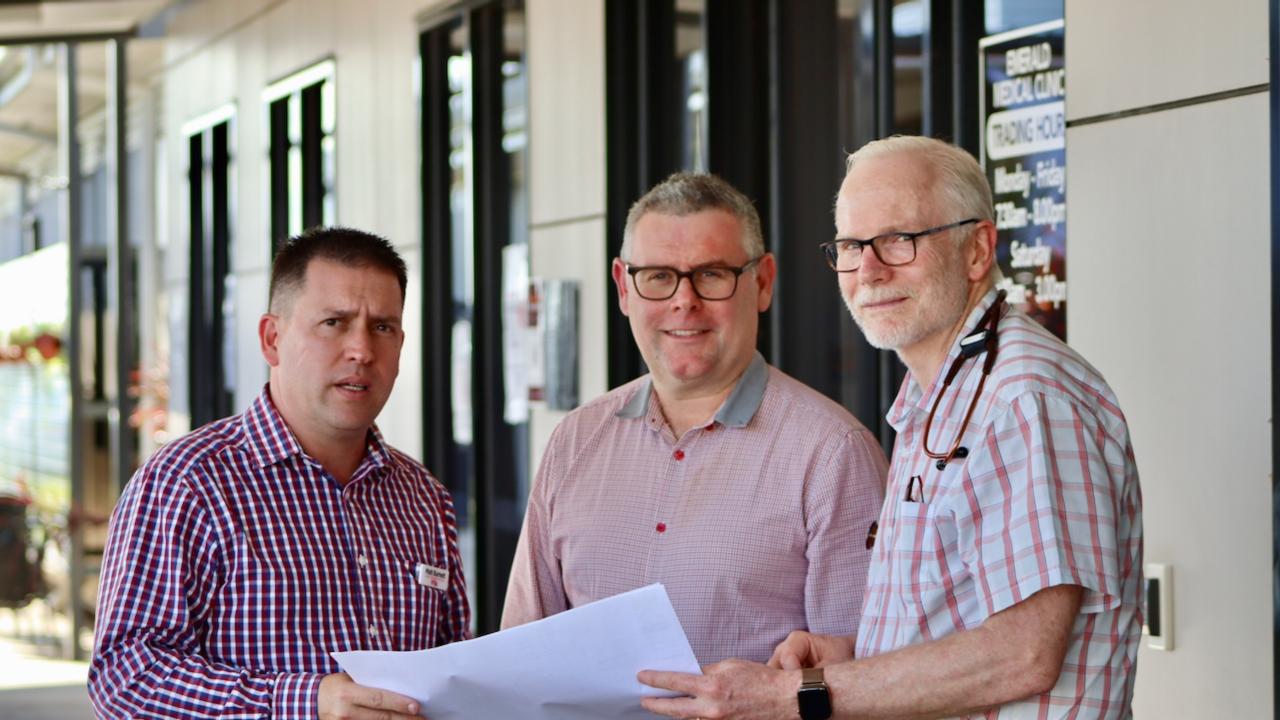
{"left": 502, "top": 172, "right": 887, "bottom": 666}
{"left": 640, "top": 138, "right": 1143, "bottom": 719}
{"left": 89, "top": 227, "right": 468, "bottom": 719}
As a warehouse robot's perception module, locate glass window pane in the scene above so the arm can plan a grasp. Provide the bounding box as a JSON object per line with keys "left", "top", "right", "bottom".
{"left": 892, "top": 0, "right": 923, "bottom": 135}
{"left": 985, "top": 0, "right": 1063, "bottom": 35}
{"left": 676, "top": 0, "right": 707, "bottom": 172}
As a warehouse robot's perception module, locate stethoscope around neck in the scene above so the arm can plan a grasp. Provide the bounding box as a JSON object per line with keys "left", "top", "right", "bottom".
{"left": 921, "top": 289, "right": 1007, "bottom": 471}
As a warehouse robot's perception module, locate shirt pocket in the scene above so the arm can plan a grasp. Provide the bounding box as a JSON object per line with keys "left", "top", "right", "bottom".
{"left": 884, "top": 500, "right": 944, "bottom": 621}
{"left": 384, "top": 557, "right": 443, "bottom": 650}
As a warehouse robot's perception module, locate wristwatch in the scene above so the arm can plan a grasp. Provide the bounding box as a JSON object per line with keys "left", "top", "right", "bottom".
{"left": 796, "top": 667, "right": 832, "bottom": 720}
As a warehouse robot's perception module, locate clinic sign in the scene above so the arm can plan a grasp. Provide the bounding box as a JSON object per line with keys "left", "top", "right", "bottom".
{"left": 979, "top": 19, "right": 1066, "bottom": 339}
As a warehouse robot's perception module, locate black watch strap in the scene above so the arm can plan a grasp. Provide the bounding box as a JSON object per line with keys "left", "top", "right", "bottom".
{"left": 797, "top": 667, "right": 832, "bottom": 720}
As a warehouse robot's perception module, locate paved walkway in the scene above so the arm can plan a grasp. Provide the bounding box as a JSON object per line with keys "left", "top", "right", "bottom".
{"left": 0, "top": 604, "right": 94, "bottom": 719}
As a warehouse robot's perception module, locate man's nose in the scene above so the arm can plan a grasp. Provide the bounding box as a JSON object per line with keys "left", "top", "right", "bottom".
{"left": 344, "top": 329, "right": 375, "bottom": 362}
{"left": 857, "top": 245, "right": 893, "bottom": 282}
{"left": 669, "top": 274, "right": 703, "bottom": 309}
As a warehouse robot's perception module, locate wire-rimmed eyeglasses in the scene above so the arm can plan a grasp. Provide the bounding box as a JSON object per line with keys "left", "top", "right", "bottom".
{"left": 819, "top": 218, "right": 980, "bottom": 272}
{"left": 626, "top": 257, "right": 763, "bottom": 301}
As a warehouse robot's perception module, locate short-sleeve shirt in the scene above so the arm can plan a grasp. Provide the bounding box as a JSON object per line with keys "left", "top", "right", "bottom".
{"left": 503, "top": 353, "right": 887, "bottom": 664}
{"left": 856, "top": 290, "right": 1143, "bottom": 718}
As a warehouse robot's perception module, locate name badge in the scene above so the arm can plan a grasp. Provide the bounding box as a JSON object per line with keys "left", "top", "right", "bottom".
{"left": 415, "top": 562, "right": 449, "bottom": 591}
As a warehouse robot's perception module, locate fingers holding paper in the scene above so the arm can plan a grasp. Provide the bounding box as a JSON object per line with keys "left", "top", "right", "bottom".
{"left": 638, "top": 659, "right": 797, "bottom": 720}
{"left": 318, "top": 672, "right": 427, "bottom": 720}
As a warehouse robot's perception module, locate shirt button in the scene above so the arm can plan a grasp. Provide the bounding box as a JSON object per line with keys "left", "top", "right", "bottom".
{"left": 357, "top": 554, "right": 368, "bottom": 568}
{"left": 368, "top": 624, "right": 378, "bottom": 637}
{"left": 673, "top": 449, "right": 685, "bottom": 461}
{"left": 655, "top": 522, "right": 667, "bottom": 533}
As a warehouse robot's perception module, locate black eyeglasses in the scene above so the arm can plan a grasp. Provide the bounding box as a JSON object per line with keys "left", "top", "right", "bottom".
{"left": 820, "top": 218, "right": 980, "bottom": 272}
{"left": 626, "top": 257, "right": 762, "bottom": 301}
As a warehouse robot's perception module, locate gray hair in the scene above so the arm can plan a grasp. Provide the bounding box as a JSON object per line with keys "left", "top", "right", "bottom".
{"left": 844, "top": 136, "right": 1002, "bottom": 282}
{"left": 844, "top": 136, "right": 994, "bottom": 224}
{"left": 620, "top": 172, "right": 765, "bottom": 261}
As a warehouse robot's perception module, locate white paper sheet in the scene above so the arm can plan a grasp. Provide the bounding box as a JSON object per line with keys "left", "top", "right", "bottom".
{"left": 332, "top": 583, "right": 701, "bottom": 719}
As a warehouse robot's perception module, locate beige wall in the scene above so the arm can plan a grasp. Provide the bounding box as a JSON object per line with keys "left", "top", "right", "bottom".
{"left": 1066, "top": 0, "right": 1272, "bottom": 715}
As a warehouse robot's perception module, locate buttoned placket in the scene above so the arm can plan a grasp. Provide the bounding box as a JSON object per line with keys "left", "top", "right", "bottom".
{"left": 643, "top": 419, "right": 714, "bottom": 584}
{"left": 340, "top": 469, "right": 389, "bottom": 650}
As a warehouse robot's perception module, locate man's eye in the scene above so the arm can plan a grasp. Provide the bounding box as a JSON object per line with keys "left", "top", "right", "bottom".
{"left": 888, "top": 234, "right": 914, "bottom": 244}
{"left": 699, "top": 269, "right": 729, "bottom": 281}
{"left": 647, "top": 271, "right": 672, "bottom": 282}
{"left": 321, "top": 318, "right": 340, "bottom": 327}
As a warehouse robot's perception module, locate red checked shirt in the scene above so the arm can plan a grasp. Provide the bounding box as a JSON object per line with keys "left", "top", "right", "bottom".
{"left": 88, "top": 387, "right": 470, "bottom": 719}
{"left": 856, "top": 290, "right": 1143, "bottom": 718}
{"left": 502, "top": 353, "right": 887, "bottom": 664}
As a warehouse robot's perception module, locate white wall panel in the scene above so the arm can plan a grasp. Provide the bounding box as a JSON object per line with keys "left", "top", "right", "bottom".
{"left": 1066, "top": 0, "right": 1267, "bottom": 120}
{"left": 1067, "top": 92, "right": 1271, "bottom": 717}
{"left": 526, "top": 0, "right": 606, "bottom": 225}
{"left": 232, "top": 269, "right": 269, "bottom": 411}
{"left": 379, "top": 245, "right": 424, "bottom": 461}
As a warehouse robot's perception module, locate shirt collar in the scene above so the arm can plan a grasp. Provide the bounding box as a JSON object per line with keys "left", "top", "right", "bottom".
{"left": 886, "top": 287, "right": 1002, "bottom": 432}
{"left": 242, "top": 384, "right": 394, "bottom": 474}
{"left": 615, "top": 351, "right": 769, "bottom": 429}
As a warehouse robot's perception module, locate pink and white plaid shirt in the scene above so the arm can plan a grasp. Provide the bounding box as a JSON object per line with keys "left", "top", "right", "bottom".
{"left": 503, "top": 353, "right": 887, "bottom": 664}
{"left": 89, "top": 387, "right": 470, "bottom": 719}
{"left": 856, "top": 290, "right": 1143, "bottom": 718}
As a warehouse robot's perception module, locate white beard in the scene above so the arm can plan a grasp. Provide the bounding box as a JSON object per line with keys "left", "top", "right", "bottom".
{"left": 844, "top": 263, "right": 969, "bottom": 352}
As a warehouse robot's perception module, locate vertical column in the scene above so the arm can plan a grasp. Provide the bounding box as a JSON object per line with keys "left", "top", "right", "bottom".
{"left": 767, "top": 0, "right": 840, "bottom": 400}
{"left": 470, "top": 3, "right": 518, "bottom": 634}
{"left": 1269, "top": 0, "right": 1280, "bottom": 713}
{"left": 105, "top": 38, "right": 135, "bottom": 501}
{"left": 58, "top": 41, "right": 87, "bottom": 661}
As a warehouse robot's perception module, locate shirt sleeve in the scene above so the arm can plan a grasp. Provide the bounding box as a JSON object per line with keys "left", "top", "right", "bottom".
{"left": 500, "top": 428, "right": 570, "bottom": 628}
{"left": 88, "top": 465, "right": 323, "bottom": 719}
{"left": 803, "top": 426, "right": 888, "bottom": 639}
{"left": 961, "top": 392, "right": 1135, "bottom": 618}
{"left": 434, "top": 484, "right": 473, "bottom": 646}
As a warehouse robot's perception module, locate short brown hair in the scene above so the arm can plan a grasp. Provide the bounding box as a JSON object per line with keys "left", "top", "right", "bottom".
{"left": 268, "top": 226, "right": 408, "bottom": 313}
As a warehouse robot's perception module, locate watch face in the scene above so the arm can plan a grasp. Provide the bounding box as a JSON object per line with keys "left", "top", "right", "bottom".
{"left": 797, "top": 686, "right": 832, "bottom": 720}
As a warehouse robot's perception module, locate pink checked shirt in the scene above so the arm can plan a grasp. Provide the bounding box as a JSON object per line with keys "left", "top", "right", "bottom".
{"left": 503, "top": 353, "right": 887, "bottom": 664}
{"left": 857, "top": 290, "right": 1143, "bottom": 718}
{"left": 89, "top": 387, "right": 470, "bottom": 719}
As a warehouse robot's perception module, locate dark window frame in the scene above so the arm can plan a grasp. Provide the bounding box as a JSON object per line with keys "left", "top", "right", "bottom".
{"left": 187, "top": 116, "right": 235, "bottom": 426}
{"left": 420, "top": 1, "right": 528, "bottom": 635}
{"left": 265, "top": 59, "right": 335, "bottom": 255}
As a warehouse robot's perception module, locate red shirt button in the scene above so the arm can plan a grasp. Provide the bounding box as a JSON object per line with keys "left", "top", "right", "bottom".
{"left": 656, "top": 522, "right": 667, "bottom": 533}
{"left": 673, "top": 449, "right": 685, "bottom": 461}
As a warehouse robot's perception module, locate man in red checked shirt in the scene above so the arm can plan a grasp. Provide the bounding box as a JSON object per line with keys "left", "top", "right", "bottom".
{"left": 89, "top": 227, "right": 469, "bottom": 719}
{"left": 502, "top": 172, "right": 886, "bottom": 666}
{"left": 640, "top": 138, "right": 1143, "bottom": 719}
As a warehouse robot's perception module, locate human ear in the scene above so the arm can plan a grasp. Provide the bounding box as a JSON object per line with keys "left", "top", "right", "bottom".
{"left": 611, "top": 258, "right": 632, "bottom": 317}
{"left": 259, "top": 314, "right": 282, "bottom": 367}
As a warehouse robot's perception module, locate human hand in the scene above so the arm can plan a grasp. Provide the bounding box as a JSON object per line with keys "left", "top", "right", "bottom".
{"left": 767, "top": 631, "right": 855, "bottom": 670}
{"left": 638, "top": 658, "right": 797, "bottom": 720}
{"left": 318, "top": 672, "right": 425, "bottom": 719}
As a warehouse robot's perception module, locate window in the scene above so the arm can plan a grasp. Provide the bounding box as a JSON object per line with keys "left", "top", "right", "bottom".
{"left": 183, "top": 106, "right": 236, "bottom": 426}
{"left": 421, "top": 0, "right": 528, "bottom": 634}
{"left": 264, "top": 60, "right": 335, "bottom": 254}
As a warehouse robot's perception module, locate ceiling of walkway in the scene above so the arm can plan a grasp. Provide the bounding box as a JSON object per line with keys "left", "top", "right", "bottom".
{"left": 0, "top": 1, "right": 174, "bottom": 179}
